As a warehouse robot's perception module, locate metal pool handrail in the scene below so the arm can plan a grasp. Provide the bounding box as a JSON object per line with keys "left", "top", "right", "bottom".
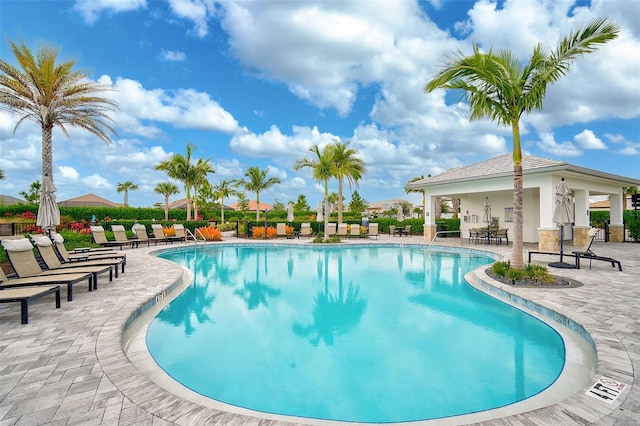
{"left": 426, "top": 230, "right": 463, "bottom": 253}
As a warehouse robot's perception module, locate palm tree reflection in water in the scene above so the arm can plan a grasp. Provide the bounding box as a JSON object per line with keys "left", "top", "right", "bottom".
{"left": 293, "top": 251, "right": 367, "bottom": 346}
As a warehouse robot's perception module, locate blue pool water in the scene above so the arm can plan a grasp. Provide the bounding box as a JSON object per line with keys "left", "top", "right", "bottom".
{"left": 149, "top": 245, "right": 565, "bottom": 423}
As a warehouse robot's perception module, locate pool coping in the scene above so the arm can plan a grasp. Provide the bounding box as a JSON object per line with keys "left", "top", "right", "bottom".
{"left": 96, "top": 240, "right": 634, "bottom": 425}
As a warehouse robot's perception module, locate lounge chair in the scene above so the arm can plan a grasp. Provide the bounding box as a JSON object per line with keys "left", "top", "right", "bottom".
{"left": 337, "top": 223, "right": 348, "bottom": 237}
{"left": 151, "top": 224, "right": 181, "bottom": 244}
{"left": 367, "top": 223, "right": 379, "bottom": 239}
{"left": 91, "top": 226, "right": 137, "bottom": 250}
{"left": 130, "top": 223, "right": 168, "bottom": 247}
{"left": 111, "top": 225, "right": 141, "bottom": 248}
{"left": 572, "top": 228, "right": 622, "bottom": 271}
{"left": 300, "top": 223, "right": 313, "bottom": 238}
{"left": 0, "top": 270, "right": 61, "bottom": 324}
{"left": 31, "top": 235, "right": 123, "bottom": 279}
{"left": 349, "top": 224, "right": 361, "bottom": 238}
{"left": 173, "top": 224, "right": 188, "bottom": 242}
{"left": 25, "top": 236, "right": 115, "bottom": 285}
{"left": 0, "top": 238, "right": 94, "bottom": 301}
{"left": 327, "top": 223, "right": 337, "bottom": 237}
{"left": 51, "top": 233, "right": 126, "bottom": 270}
{"left": 276, "top": 223, "right": 287, "bottom": 239}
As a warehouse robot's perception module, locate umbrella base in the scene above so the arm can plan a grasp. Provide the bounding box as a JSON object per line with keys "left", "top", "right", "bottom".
{"left": 548, "top": 261, "right": 576, "bottom": 269}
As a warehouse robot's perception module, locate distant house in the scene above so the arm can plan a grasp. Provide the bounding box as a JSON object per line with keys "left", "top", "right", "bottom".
{"left": 365, "top": 199, "right": 412, "bottom": 217}
{"left": 58, "top": 194, "right": 122, "bottom": 208}
{"left": 0, "top": 195, "right": 26, "bottom": 205}
{"left": 589, "top": 195, "right": 636, "bottom": 211}
{"left": 228, "top": 200, "right": 273, "bottom": 211}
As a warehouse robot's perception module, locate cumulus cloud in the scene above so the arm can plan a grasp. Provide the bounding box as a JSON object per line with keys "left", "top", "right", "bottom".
{"left": 167, "top": 0, "right": 217, "bottom": 37}
{"left": 73, "top": 0, "right": 146, "bottom": 24}
{"left": 57, "top": 166, "right": 80, "bottom": 181}
{"left": 160, "top": 49, "right": 186, "bottom": 62}
{"left": 574, "top": 129, "right": 606, "bottom": 150}
{"left": 536, "top": 132, "right": 582, "bottom": 157}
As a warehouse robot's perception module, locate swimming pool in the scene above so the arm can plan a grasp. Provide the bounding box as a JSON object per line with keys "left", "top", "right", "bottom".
{"left": 147, "top": 244, "right": 566, "bottom": 423}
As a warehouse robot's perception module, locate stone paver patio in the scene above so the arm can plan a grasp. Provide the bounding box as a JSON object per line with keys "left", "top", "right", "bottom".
{"left": 1, "top": 234, "right": 638, "bottom": 425}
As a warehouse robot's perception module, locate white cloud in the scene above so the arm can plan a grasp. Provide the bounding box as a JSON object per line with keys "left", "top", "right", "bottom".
{"left": 82, "top": 174, "right": 112, "bottom": 189}
{"left": 57, "top": 166, "right": 79, "bottom": 181}
{"left": 536, "top": 132, "right": 582, "bottom": 157}
{"left": 574, "top": 129, "right": 606, "bottom": 150}
{"left": 160, "top": 49, "right": 186, "bottom": 62}
{"left": 167, "top": 0, "right": 217, "bottom": 37}
{"left": 73, "top": 0, "right": 146, "bottom": 24}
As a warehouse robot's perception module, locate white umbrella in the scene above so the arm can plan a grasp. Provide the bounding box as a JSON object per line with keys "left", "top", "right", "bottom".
{"left": 287, "top": 203, "right": 294, "bottom": 222}
{"left": 550, "top": 178, "right": 575, "bottom": 268}
{"left": 36, "top": 175, "right": 60, "bottom": 236}
{"left": 483, "top": 197, "right": 492, "bottom": 225}
{"left": 316, "top": 202, "right": 323, "bottom": 222}
{"left": 397, "top": 206, "right": 403, "bottom": 222}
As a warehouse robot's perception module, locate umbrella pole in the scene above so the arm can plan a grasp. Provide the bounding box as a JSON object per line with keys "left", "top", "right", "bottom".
{"left": 549, "top": 225, "right": 576, "bottom": 268}
{"left": 559, "top": 226, "right": 564, "bottom": 263}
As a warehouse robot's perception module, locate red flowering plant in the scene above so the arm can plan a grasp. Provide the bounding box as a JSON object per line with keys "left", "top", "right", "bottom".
{"left": 70, "top": 222, "right": 85, "bottom": 232}
{"left": 24, "top": 225, "right": 43, "bottom": 234}
{"left": 4, "top": 212, "right": 12, "bottom": 217}
{"left": 21, "top": 211, "right": 36, "bottom": 219}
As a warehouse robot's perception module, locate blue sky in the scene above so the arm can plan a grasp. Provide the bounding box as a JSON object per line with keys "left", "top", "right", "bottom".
{"left": 1, "top": 0, "right": 638, "bottom": 209}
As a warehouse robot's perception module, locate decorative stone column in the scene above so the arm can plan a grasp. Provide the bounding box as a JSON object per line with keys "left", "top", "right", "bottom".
{"left": 609, "top": 225, "right": 624, "bottom": 242}
{"left": 423, "top": 224, "right": 437, "bottom": 241}
{"left": 537, "top": 227, "right": 558, "bottom": 252}
{"left": 573, "top": 226, "right": 591, "bottom": 248}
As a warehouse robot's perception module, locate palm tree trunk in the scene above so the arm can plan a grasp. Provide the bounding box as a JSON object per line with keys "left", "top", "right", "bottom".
{"left": 220, "top": 199, "right": 225, "bottom": 222}
{"left": 124, "top": 190, "right": 129, "bottom": 208}
{"left": 338, "top": 178, "right": 344, "bottom": 223}
{"left": 164, "top": 195, "right": 169, "bottom": 221}
{"left": 256, "top": 192, "right": 260, "bottom": 221}
{"left": 185, "top": 187, "right": 192, "bottom": 221}
{"left": 511, "top": 123, "right": 524, "bottom": 270}
{"left": 41, "top": 123, "right": 54, "bottom": 178}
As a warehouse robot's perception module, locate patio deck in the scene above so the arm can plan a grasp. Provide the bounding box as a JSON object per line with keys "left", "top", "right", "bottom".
{"left": 0, "top": 235, "right": 638, "bottom": 425}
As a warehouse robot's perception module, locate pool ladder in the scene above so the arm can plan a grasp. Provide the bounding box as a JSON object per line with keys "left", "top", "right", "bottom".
{"left": 185, "top": 228, "right": 207, "bottom": 244}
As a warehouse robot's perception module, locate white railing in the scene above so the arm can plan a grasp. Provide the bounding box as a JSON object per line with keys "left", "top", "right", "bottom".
{"left": 185, "top": 228, "right": 206, "bottom": 244}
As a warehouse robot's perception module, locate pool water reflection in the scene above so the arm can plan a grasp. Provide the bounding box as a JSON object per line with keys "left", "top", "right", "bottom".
{"left": 148, "top": 245, "right": 565, "bottom": 423}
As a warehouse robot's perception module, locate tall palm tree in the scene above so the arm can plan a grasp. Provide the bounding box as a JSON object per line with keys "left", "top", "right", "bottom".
{"left": 238, "top": 166, "right": 282, "bottom": 221}
{"left": 0, "top": 40, "right": 117, "bottom": 180}
{"left": 190, "top": 158, "right": 215, "bottom": 220}
{"left": 155, "top": 143, "right": 214, "bottom": 221}
{"left": 331, "top": 141, "right": 366, "bottom": 223}
{"left": 294, "top": 144, "right": 335, "bottom": 241}
{"left": 213, "top": 180, "right": 240, "bottom": 222}
{"left": 154, "top": 182, "right": 179, "bottom": 221}
{"left": 117, "top": 181, "right": 138, "bottom": 207}
{"left": 424, "top": 18, "right": 619, "bottom": 269}
{"left": 406, "top": 175, "right": 426, "bottom": 220}
{"left": 0, "top": 170, "right": 5, "bottom": 179}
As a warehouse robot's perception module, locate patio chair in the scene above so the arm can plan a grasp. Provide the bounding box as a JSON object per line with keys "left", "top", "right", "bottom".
{"left": 389, "top": 225, "right": 399, "bottom": 237}
{"left": 0, "top": 238, "right": 94, "bottom": 301}
{"left": 492, "top": 229, "right": 509, "bottom": 246}
{"left": 300, "top": 223, "right": 313, "bottom": 238}
{"left": 337, "top": 223, "right": 348, "bottom": 237}
{"left": 327, "top": 223, "right": 337, "bottom": 237}
{"left": 90, "top": 225, "right": 136, "bottom": 250}
{"left": 572, "top": 228, "right": 622, "bottom": 271}
{"left": 367, "top": 223, "right": 379, "bottom": 239}
{"left": 0, "top": 269, "right": 61, "bottom": 324}
{"left": 173, "top": 224, "right": 188, "bottom": 242}
{"left": 468, "top": 228, "right": 479, "bottom": 244}
{"left": 349, "top": 224, "right": 361, "bottom": 238}
{"left": 51, "top": 233, "right": 126, "bottom": 272}
{"left": 276, "top": 223, "right": 288, "bottom": 239}
{"left": 31, "top": 235, "right": 124, "bottom": 278}
{"left": 151, "top": 224, "right": 181, "bottom": 244}
{"left": 403, "top": 225, "right": 412, "bottom": 237}
{"left": 29, "top": 235, "right": 116, "bottom": 284}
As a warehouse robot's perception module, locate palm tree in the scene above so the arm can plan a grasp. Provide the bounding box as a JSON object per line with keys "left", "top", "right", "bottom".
{"left": 0, "top": 170, "right": 5, "bottom": 179}
{"left": 213, "top": 180, "right": 240, "bottom": 222}
{"left": 331, "top": 141, "right": 366, "bottom": 223}
{"left": 238, "top": 166, "right": 281, "bottom": 221}
{"left": 190, "top": 158, "right": 215, "bottom": 220}
{"left": 424, "top": 18, "right": 619, "bottom": 269}
{"left": 294, "top": 144, "right": 335, "bottom": 241}
{"left": 406, "top": 175, "right": 426, "bottom": 221}
{"left": 0, "top": 40, "right": 117, "bottom": 180}
{"left": 155, "top": 182, "right": 179, "bottom": 221}
{"left": 155, "top": 143, "right": 214, "bottom": 221}
{"left": 117, "top": 181, "right": 138, "bottom": 207}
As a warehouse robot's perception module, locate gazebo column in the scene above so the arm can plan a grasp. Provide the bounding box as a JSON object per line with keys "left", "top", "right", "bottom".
{"left": 609, "top": 193, "right": 624, "bottom": 242}
{"left": 573, "top": 189, "right": 590, "bottom": 247}
{"left": 537, "top": 183, "right": 557, "bottom": 252}
{"left": 423, "top": 195, "right": 437, "bottom": 241}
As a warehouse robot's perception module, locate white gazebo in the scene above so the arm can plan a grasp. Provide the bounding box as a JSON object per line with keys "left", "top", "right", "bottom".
{"left": 406, "top": 154, "right": 640, "bottom": 251}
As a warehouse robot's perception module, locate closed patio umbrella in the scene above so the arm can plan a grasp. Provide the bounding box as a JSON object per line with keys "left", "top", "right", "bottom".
{"left": 287, "top": 203, "right": 294, "bottom": 222}
{"left": 549, "top": 178, "right": 575, "bottom": 268}
{"left": 397, "top": 205, "right": 403, "bottom": 222}
{"left": 316, "top": 202, "right": 323, "bottom": 222}
{"left": 36, "top": 175, "right": 60, "bottom": 237}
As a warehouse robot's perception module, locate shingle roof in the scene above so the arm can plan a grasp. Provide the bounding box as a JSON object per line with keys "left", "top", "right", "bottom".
{"left": 407, "top": 154, "right": 567, "bottom": 187}
{"left": 58, "top": 193, "right": 122, "bottom": 207}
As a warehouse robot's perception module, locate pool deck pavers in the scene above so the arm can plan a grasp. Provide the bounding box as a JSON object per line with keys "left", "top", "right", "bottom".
{"left": 0, "top": 234, "right": 638, "bottom": 425}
